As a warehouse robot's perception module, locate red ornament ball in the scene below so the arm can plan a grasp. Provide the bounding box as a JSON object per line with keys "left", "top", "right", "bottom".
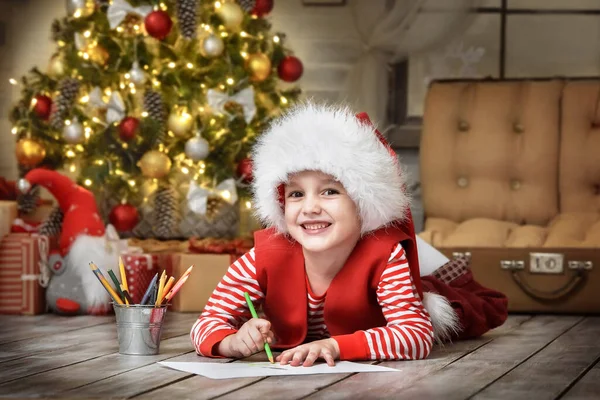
{"left": 144, "top": 10, "right": 173, "bottom": 40}
{"left": 237, "top": 158, "right": 253, "bottom": 183}
{"left": 109, "top": 203, "right": 140, "bottom": 232}
{"left": 277, "top": 56, "right": 303, "bottom": 82}
{"left": 118, "top": 117, "right": 139, "bottom": 142}
{"left": 252, "top": 0, "right": 274, "bottom": 17}
{"left": 33, "top": 95, "right": 53, "bottom": 120}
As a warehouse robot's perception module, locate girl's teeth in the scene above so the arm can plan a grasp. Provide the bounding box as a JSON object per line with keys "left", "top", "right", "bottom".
{"left": 305, "top": 223, "right": 327, "bottom": 230}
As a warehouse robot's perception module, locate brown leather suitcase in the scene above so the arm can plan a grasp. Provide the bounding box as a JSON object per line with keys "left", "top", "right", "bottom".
{"left": 438, "top": 248, "right": 599, "bottom": 313}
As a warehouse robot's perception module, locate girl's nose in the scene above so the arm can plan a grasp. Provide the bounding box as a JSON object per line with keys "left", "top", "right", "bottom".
{"left": 302, "top": 194, "right": 322, "bottom": 214}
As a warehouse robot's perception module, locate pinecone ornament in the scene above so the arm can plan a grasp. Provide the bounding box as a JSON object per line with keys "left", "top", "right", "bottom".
{"left": 143, "top": 90, "right": 167, "bottom": 143}
{"left": 206, "top": 196, "right": 224, "bottom": 220}
{"left": 154, "top": 184, "right": 179, "bottom": 239}
{"left": 237, "top": 0, "right": 256, "bottom": 12}
{"left": 18, "top": 184, "right": 40, "bottom": 215}
{"left": 176, "top": 0, "right": 198, "bottom": 39}
{"left": 50, "top": 78, "right": 80, "bottom": 130}
{"left": 95, "top": 0, "right": 109, "bottom": 6}
{"left": 39, "top": 206, "right": 64, "bottom": 238}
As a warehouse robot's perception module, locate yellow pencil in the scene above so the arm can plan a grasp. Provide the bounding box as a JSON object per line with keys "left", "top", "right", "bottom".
{"left": 119, "top": 256, "right": 129, "bottom": 292}
{"left": 159, "top": 276, "right": 175, "bottom": 305}
{"left": 155, "top": 270, "right": 166, "bottom": 306}
{"left": 89, "top": 262, "right": 124, "bottom": 305}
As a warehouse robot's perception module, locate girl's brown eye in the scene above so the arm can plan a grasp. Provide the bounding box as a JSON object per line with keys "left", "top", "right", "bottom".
{"left": 288, "top": 191, "right": 303, "bottom": 198}
{"left": 323, "top": 189, "right": 339, "bottom": 196}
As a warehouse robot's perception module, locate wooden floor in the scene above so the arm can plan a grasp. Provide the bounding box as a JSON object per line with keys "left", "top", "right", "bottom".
{"left": 0, "top": 313, "right": 599, "bottom": 399}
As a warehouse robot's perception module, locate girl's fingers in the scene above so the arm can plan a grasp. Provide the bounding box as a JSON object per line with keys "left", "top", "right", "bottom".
{"left": 278, "top": 349, "right": 295, "bottom": 365}
{"left": 303, "top": 348, "right": 320, "bottom": 367}
{"left": 290, "top": 348, "right": 308, "bottom": 367}
{"left": 322, "top": 349, "right": 335, "bottom": 366}
{"left": 239, "top": 336, "right": 257, "bottom": 355}
{"left": 248, "top": 327, "right": 265, "bottom": 351}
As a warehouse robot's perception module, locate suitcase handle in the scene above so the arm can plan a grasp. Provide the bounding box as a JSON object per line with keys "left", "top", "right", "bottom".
{"left": 501, "top": 260, "right": 590, "bottom": 302}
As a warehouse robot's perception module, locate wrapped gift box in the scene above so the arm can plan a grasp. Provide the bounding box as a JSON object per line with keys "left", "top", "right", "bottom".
{"left": 0, "top": 201, "right": 17, "bottom": 240}
{"left": 0, "top": 233, "right": 49, "bottom": 315}
{"left": 167, "top": 251, "right": 246, "bottom": 313}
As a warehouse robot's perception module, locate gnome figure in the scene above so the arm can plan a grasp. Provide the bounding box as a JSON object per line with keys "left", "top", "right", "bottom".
{"left": 18, "top": 169, "right": 118, "bottom": 315}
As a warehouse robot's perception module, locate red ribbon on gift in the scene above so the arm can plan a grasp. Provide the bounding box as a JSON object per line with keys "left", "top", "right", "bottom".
{"left": 188, "top": 237, "right": 253, "bottom": 255}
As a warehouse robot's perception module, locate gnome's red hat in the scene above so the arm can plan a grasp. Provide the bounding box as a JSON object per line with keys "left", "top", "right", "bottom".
{"left": 20, "top": 169, "right": 105, "bottom": 257}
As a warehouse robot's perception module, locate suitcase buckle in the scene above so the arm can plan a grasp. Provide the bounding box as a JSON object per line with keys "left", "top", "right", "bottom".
{"left": 500, "top": 260, "right": 525, "bottom": 270}
{"left": 568, "top": 261, "right": 593, "bottom": 271}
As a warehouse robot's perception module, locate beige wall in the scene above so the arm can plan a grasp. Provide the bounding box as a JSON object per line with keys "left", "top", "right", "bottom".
{"left": 0, "top": 0, "right": 359, "bottom": 180}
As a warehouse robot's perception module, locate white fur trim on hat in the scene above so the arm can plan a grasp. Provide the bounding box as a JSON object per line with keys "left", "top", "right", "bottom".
{"left": 251, "top": 101, "right": 410, "bottom": 235}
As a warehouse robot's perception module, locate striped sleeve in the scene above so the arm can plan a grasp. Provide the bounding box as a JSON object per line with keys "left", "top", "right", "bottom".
{"left": 189, "top": 248, "right": 264, "bottom": 357}
{"left": 333, "top": 243, "right": 434, "bottom": 361}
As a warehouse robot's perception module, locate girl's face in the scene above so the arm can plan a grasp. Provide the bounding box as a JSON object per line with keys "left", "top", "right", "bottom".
{"left": 284, "top": 170, "right": 361, "bottom": 254}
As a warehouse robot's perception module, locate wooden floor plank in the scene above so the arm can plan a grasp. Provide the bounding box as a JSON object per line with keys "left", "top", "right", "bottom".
{"left": 326, "top": 315, "right": 582, "bottom": 400}
{"left": 0, "top": 314, "right": 200, "bottom": 384}
{"left": 561, "top": 359, "right": 600, "bottom": 400}
{"left": 67, "top": 352, "right": 232, "bottom": 399}
{"left": 0, "top": 322, "right": 115, "bottom": 363}
{"left": 0, "top": 311, "right": 194, "bottom": 362}
{"left": 298, "top": 315, "right": 530, "bottom": 400}
{"left": 472, "top": 317, "right": 600, "bottom": 400}
{"left": 0, "top": 314, "right": 113, "bottom": 345}
{"left": 0, "top": 334, "right": 193, "bottom": 397}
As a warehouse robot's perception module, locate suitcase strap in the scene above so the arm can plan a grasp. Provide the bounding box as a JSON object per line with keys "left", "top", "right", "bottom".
{"left": 501, "top": 259, "right": 593, "bottom": 302}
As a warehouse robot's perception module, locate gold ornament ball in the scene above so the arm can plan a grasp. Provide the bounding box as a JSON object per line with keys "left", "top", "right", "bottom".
{"left": 246, "top": 53, "right": 272, "bottom": 82}
{"left": 88, "top": 44, "right": 109, "bottom": 66}
{"left": 167, "top": 108, "right": 194, "bottom": 137}
{"left": 15, "top": 138, "right": 46, "bottom": 167}
{"left": 48, "top": 53, "right": 65, "bottom": 77}
{"left": 139, "top": 150, "right": 172, "bottom": 179}
{"left": 216, "top": 2, "right": 244, "bottom": 31}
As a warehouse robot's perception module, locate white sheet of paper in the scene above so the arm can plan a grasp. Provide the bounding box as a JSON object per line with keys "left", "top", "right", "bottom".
{"left": 158, "top": 361, "right": 400, "bottom": 380}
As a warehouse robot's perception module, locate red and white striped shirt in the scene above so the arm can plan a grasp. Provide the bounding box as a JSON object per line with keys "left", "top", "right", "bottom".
{"left": 191, "top": 243, "right": 434, "bottom": 360}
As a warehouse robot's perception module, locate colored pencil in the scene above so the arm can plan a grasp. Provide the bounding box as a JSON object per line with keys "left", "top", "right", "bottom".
{"left": 118, "top": 256, "right": 129, "bottom": 292}
{"left": 164, "top": 267, "right": 193, "bottom": 301}
{"left": 140, "top": 273, "right": 159, "bottom": 305}
{"left": 107, "top": 269, "right": 126, "bottom": 304}
{"left": 89, "top": 263, "right": 124, "bottom": 305}
{"left": 120, "top": 286, "right": 135, "bottom": 304}
{"left": 155, "top": 270, "right": 167, "bottom": 306}
{"left": 244, "top": 292, "right": 274, "bottom": 363}
{"left": 159, "top": 276, "right": 175, "bottom": 305}
{"left": 149, "top": 281, "right": 158, "bottom": 305}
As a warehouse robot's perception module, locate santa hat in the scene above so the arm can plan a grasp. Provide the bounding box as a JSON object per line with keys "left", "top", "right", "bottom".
{"left": 19, "top": 169, "right": 105, "bottom": 257}
{"left": 251, "top": 101, "right": 411, "bottom": 235}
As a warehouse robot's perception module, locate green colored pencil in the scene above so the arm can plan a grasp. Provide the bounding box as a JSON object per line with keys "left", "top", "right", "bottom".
{"left": 244, "top": 292, "right": 274, "bottom": 363}
{"left": 107, "top": 269, "right": 126, "bottom": 304}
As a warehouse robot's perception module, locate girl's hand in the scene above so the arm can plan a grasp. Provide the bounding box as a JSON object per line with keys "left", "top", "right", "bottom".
{"left": 218, "top": 318, "right": 274, "bottom": 358}
{"left": 276, "top": 338, "right": 340, "bottom": 367}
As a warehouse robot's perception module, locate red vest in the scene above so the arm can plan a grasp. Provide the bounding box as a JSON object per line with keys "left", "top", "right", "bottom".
{"left": 253, "top": 222, "right": 422, "bottom": 349}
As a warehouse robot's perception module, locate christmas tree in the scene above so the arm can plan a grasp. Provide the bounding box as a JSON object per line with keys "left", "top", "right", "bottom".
{"left": 9, "top": 0, "right": 303, "bottom": 238}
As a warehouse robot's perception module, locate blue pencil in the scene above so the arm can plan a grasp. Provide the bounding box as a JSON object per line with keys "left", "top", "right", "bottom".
{"left": 140, "top": 273, "right": 159, "bottom": 305}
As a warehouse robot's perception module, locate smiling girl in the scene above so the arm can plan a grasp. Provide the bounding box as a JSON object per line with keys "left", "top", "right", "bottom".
{"left": 190, "top": 102, "right": 507, "bottom": 366}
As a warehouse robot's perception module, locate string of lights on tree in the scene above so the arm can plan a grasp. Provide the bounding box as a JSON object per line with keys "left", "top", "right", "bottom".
{"left": 10, "top": 0, "right": 303, "bottom": 235}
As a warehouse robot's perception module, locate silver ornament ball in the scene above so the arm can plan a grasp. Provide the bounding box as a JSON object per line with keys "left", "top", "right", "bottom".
{"left": 185, "top": 136, "right": 210, "bottom": 161}
{"left": 201, "top": 34, "right": 224, "bottom": 58}
{"left": 17, "top": 178, "right": 31, "bottom": 194}
{"left": 63, "top": 118, "right": 84, "bottom": 144}
{"left": 129, "top": 61, "right": 146, "bottom": 85}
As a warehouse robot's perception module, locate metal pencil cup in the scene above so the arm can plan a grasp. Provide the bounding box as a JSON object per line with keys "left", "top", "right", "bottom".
{"left": 113, "top": 303, "right": 168, "bottom": 355}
